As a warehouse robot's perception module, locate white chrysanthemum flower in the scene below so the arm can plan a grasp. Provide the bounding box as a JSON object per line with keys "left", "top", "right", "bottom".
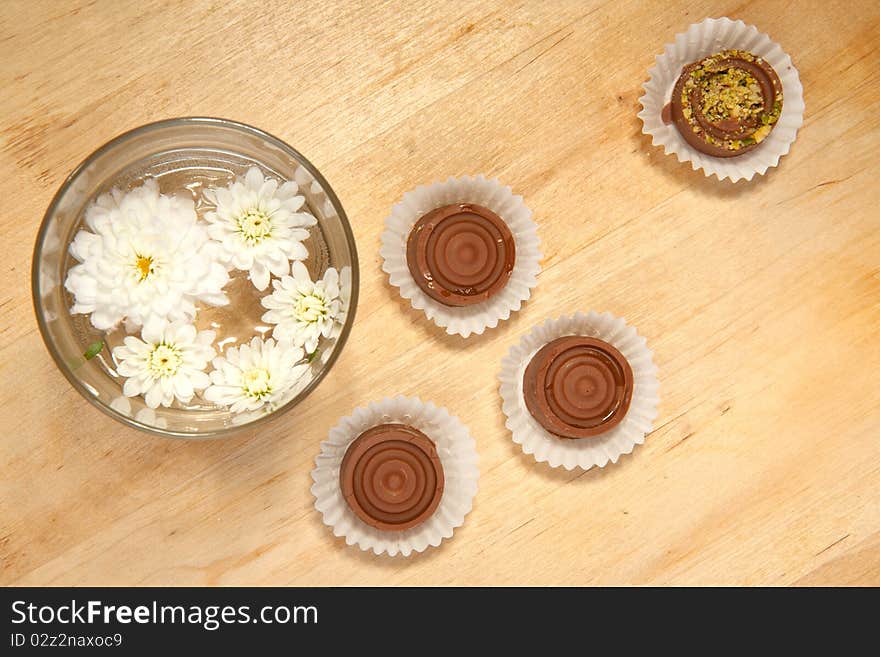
{"left": 260, "top": 261, "right": 343, "bottom": 355}
{"left": 203, "top": 167, "right": 317, "bottom": 292}
{"left": 112, "top": 317, "right": 216, "bottom": 409}
{"left": 204, "top": 336, "right": 307, "bottom": 414}
{"left": 64, "top": 179, "right": 230, "bottom": 332}
{"left": 318, "top": 265, "right": 353, "bottom": 365}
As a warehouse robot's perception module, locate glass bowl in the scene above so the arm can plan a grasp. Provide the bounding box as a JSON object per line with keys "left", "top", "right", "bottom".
{"left": 32, "top": 117, "right": 359, "bottom": 438}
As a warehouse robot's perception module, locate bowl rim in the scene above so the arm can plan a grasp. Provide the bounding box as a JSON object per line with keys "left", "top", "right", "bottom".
{"left": 31, "top": 116, "right": 360, "bottom": 439}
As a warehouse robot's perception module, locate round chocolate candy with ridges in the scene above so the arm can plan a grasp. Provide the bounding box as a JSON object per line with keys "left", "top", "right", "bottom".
{"left": 523, "top": 336, "right": 633, "bottom": 439}
{"left": 340, "top": 423, "right": 444, "bottom": 531}
{"left": 667, "top": 49, "right": 783, "bottom": 158}
{"left": 406, "top": 203, "right": 516, "bottom": 307}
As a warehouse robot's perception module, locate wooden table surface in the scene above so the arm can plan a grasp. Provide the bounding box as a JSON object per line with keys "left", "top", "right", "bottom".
{"left": 1, "top": 0, "right": 878, "bottom": 586}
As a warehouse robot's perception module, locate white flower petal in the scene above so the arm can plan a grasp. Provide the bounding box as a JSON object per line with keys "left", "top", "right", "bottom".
{"left": 258, "top": 179, "right": 279, "bottom": 199}
{"left": 291, "top": 260, "right": 309, "bottom": 281}
{"left": 250, "top": 263, "right": 270, "bottom": 291}
{"left": 188, "top": 370, "right": 211, "bottom": 390}
{"left": 144, "top": 384, "right": 163, "bottom": 409}
{"left": 275, "top": 181, "right": 299, "bottom": 200}
{"left": 174, "top": 321, "right": 197, "bottom": 345}
{"left": 172, "top": 376, "right": 194, "bottom": 402}
{"left": 123, "top": 377, "right": 142, "bottom": 397}
{"left": 244, "top": 166, "right": 263, "bottom": 190}
{"left": 141, "top": 316, "right": 166, "bottom": 344}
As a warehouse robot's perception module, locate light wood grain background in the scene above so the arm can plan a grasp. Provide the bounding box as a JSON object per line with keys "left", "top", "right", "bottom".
{"left": 1, "top": 0, "right": 878, "bottom": 586}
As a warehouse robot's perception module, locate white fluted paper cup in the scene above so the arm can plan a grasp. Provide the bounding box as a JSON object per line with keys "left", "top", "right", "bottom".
{"left": 311, "top": 395, "right": 479, "bottom": 556}
{"left": 499, "top": 312, "right": 659, "bottom": 471}
{"left": 380, "top": 176, "right": 541, "bottom": 337}
{"left": 638, "top": 17, "right": 804, "bottom": 182}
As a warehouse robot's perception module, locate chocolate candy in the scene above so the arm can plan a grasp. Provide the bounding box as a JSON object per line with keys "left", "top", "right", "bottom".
{"left": 666, "top": 49, "right": 783, "bottom": 157}
{"left": 523, "top": 336, "right": 633, "bottom": 439}
{"left": 406, "top": 203, "right": 515, "bottom": 307}
{"left": 340, "top": 423, "right": 444, "bottom": 531}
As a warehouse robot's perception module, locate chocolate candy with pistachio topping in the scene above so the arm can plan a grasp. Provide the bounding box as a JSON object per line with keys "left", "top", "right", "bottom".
{"left": 666, "top": 49, "right": 783, "bottom": 158}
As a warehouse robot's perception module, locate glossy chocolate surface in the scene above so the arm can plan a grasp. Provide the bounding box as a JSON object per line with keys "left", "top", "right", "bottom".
{"left": 406, "top": 203, "right": 515, "bottom": 307}
{"left": 340, "top": 423, "right": 444, "bottom": 531}
{"left": 523, "top": 336, "right": 633, "bottom": 439}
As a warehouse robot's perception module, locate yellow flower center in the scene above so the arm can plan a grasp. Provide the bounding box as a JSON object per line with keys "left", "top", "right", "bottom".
{"left": 242, "top": 367, "right": 272, "bottom": 400}
{"left": 133, "top": 254, "right": 155, "bottom": 282}
{"left": 295, "top": 293, "right": 329, "bottom": 324}
{"left": 147, "top": 343, "right": 182, "bottom": 378}
{"left": 237, "top": 208, "right": 273, "bottom": 245}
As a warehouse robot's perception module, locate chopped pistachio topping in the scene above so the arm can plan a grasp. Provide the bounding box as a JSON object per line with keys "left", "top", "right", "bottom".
{"left": 699, "top": 68, "right": 763, "bottom": 123}
{"left": 680, "top": 49, "right": 783, "bottom": 152}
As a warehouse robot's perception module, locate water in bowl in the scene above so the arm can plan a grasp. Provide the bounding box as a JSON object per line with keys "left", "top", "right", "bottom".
{"left": 64, "top": 150, "right": 331, "bottom": 414}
